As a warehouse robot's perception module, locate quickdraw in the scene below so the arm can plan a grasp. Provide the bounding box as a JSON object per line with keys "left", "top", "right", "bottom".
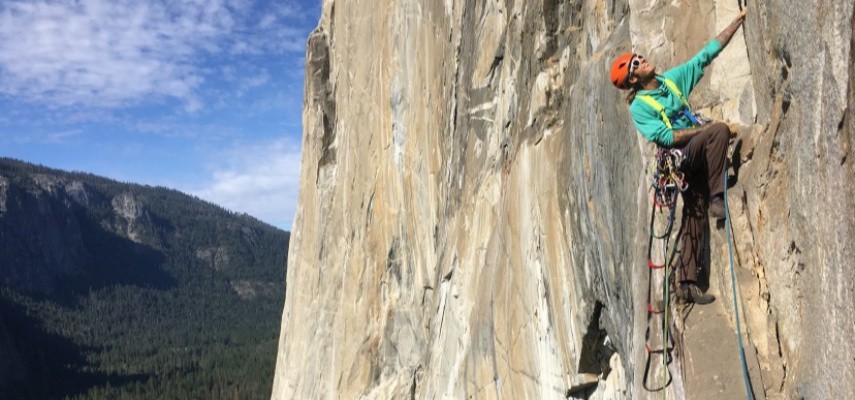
{"left": 642, "top": 148, "right": 688, "bottom": 394}
{"left": 651, "top": 148, "right": 687, "bottom": 239}
{"left": 653, "top": 148, "right": 688, "bottom": 206}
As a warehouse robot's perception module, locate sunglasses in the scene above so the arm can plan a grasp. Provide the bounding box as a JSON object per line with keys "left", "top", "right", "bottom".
{"left": 623, "top": 54, "right": 644, "bottom": 87}
{"left": 628, "top": 54, "right": 644, "bottom": 75}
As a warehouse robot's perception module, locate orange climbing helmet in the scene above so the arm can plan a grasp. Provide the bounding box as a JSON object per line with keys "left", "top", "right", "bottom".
{"left": 610, "top": 52, "right": 634, "bottom": 90}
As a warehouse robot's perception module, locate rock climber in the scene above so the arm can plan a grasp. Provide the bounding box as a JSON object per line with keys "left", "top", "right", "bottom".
{"left": 610, "top": 9, "right": 748, "bottom": 304}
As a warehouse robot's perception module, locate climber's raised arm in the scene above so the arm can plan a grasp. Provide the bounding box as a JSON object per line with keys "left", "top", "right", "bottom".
{"left": 716, "top": 9, "right": 748, "bottom": 48}
{"left": 662, "top": 8, "right": 748, "bottom": 100}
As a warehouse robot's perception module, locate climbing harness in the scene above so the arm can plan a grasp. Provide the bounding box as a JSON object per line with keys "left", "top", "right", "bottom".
{"left": 642, "top": 147, "right": 688, "bottom": 393}
{"left": 637, "top": 78, "right": 709, "bottom": 130}
{"left": 724, "top": 171, "right": 755, "bottom": 399}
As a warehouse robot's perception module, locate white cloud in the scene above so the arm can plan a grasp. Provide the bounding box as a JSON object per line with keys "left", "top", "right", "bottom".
{"left": 236, "top": 71, "right": 270, "bottom": 97}
{"left": 0, "top": 0, "right": 217, "bottom": 108}
{"left": 43, "top": 129, "right": 84, "bottom": 143}
{"left": 192, "top": 137, "right": 303, "bottom": 230}
{"left": 0, "top": 0, "right": 306, "bottom": 110}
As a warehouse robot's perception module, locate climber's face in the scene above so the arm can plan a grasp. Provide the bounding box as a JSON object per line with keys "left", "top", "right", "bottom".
{"left": 627, "top": 54, "right": 656, "bottom": 85}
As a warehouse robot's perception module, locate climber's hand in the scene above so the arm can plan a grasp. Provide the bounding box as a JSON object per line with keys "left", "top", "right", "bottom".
{"left": 725, "top": 121, "right": 741, "bottom": 138}
{"left": 737, "top": 8, "right": 747, "bottom": 22}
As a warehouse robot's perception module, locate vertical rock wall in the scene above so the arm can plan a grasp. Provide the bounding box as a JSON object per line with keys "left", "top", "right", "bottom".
{"left": 711, "top": 1, "right": 855, "bottom": 398}
{"left": 273, "top": 0, "right": 854, "bottom": 398}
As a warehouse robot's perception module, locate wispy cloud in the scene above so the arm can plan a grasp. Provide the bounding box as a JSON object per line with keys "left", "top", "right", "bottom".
{"left": 0, "top": 0, "right": 317, "bottom": 230}
{"left": 43, "top": 129, "right": 84, "bottom": 144}
{"left": 191, "top": 137, "right": 303, "bottom": 230}
{"left": 0, "top": 0, "right": 307, "bottom": 111}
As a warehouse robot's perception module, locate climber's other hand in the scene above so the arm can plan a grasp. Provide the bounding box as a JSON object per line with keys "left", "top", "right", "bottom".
{"left": 725, "top": 121, "right": 741, "bottom": 138}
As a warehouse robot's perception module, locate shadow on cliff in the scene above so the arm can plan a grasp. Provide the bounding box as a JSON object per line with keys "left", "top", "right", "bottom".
{"left": 0, "top": 295, "right": 149, "bottom": 400}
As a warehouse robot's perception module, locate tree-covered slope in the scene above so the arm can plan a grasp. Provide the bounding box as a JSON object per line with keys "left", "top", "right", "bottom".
{"left": 0, "top": 157, "right": 289, "bottom": 400}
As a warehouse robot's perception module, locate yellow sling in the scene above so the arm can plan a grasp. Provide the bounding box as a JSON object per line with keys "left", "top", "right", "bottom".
{"left": 635, "top": 78, "right": 690, "bottom": 129}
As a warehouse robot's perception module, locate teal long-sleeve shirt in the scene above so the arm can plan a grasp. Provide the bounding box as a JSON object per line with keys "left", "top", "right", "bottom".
{"left": 629, "top": 40, "right": 724, "bottom": 147}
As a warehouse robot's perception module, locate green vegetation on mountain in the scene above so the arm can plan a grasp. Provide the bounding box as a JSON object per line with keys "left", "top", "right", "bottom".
{"left": 0, "top": 158, "right": 289, "bottom": 400}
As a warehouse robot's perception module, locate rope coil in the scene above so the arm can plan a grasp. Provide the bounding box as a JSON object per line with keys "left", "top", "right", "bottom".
{"left": 642, "top": 148, "right": 687, "bottom": 393}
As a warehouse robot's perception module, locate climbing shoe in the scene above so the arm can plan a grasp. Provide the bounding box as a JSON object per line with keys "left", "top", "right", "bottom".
{"left": 678, "top": 284, "right": 715, "bottom": 305}
{"left": 709, "top": 196, "right": 726, "bottom": 220}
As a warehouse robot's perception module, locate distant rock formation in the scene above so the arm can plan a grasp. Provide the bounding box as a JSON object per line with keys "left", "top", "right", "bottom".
{"left": 273, "top": 1, "right": 854, "bottom": 399}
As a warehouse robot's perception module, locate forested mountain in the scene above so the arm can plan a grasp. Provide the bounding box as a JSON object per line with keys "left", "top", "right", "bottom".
{"left": 0, "top": 157, "right": 289, "bottom": 400}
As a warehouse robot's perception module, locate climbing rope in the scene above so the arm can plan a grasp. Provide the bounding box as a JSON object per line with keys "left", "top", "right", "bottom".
{"left": 642, "top": 148, "right": 687, "bottom": 393}
{"left": 724, "top": 170, "right": 755, "bottom": 399}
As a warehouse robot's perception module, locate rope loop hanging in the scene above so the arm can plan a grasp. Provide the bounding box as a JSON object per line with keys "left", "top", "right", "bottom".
{"left": 642, "top": 147, "right": 687, "bottom": 393}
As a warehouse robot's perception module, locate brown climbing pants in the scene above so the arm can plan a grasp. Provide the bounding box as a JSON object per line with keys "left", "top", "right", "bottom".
{"left": 677, "top": 122, "right": 731, "bottom": 283}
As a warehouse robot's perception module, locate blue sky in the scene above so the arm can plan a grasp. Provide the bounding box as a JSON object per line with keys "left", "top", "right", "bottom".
{"left": 0, "top": 0, "right": 322, "bottom": 230}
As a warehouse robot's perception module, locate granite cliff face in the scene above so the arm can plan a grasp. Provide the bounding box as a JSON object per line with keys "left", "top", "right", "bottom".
{"left": 273, "top": 0, "right": 854, "bottom": 398}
